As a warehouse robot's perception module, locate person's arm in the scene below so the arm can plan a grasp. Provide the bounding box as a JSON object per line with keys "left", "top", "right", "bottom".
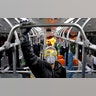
{"left": 20, "top": 34, "right": 47, "bottom": 77}
{"left": 20, "top": 34, "right": 38, "bottom": 64}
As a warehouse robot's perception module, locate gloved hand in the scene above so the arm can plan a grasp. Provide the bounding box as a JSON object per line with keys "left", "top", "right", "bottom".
{"left": 19, "top": 19, "right": 32, "bottom": 35}
{"left": 19, "top": 34, "right": 29, "bottom": 44}
{"left": 19, "top": 19, "right": 32, "bottom": 42}
{"left": 20, "top": 28, "right": 31, "bottom": 35}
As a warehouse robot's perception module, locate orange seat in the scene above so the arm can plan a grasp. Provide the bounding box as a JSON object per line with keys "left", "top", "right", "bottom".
{"left": 57, "top": 55, "right": 64, "bottom": 59}
{"left": 73, "top": 59, "right": 78, "bottom": 66}
{"left": 57, "top": 59, "right": 65, "bottom": 66}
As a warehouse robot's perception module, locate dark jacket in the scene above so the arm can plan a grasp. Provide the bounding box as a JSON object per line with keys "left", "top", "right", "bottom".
{"left": 33, "top": 43, "right": 40, "bottom": 57}
{"left": 20, "top": 35, "right": 66, "bottom": 78}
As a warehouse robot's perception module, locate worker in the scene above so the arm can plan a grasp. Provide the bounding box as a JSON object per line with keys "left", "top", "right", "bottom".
{"left": 19, "top": 26, "right": 66, "bottom": 78}
{"left": 86, "top": 50, "right": 94, "bottom": 69}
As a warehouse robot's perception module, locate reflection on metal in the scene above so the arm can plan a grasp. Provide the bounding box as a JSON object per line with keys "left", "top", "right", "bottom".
{"left": 64, "top": 18, "right": 75, "bottom": 23}
{"left": 55, "top": 18, "right": 75, "bottom": 37}
{"left": 31, "top": 18, "right": 68, "bottom": 24}
{"left": 15, "top": 18, "right": 20, "bottom": 23}
{"left": 66, "top": 18, "right": 81, "bottom": 39}
{"left": 4, "top": 18, "right": 20, "bottom": 41}
{"left": 77, "top": 18, "right": 91, "bottom": 40}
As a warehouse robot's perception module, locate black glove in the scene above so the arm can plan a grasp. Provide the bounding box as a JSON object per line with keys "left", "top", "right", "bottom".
{"left": 19, "top": 20, "right": 32, "bottom": 43}
{"left": 19, "top": 19, "right": 32, "bottom": 35}
{"left": 20, "top": 28, "right": 31, "bottom": 35}
{"left": 20, "top": 34, "right": 29, "bottom": 44}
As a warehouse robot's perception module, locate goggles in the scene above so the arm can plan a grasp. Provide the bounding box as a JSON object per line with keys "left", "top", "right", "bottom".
{"left": 44, "top": 46, "right": 57, "bottom": 58}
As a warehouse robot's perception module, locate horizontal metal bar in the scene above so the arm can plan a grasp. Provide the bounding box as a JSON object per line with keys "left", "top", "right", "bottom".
{"left": 0, "top": 70, "right": 31, "bottom": 74}
{"left": 1, "top": 69, "right": 96, "bottom": 73}
{"left": 21, "top": 23, "right": 81, "bottom": 28}
{"left": 55, "top": 35, "right": 96, "bottom": 51}
{"left": 0, "top": 43, "right": 19, "bottom": 52}
{"left": 6, "top": 23, "right": 87, "bottom": 43}
{"left": 67, "top": 70, "right": 96, "bottom": 73}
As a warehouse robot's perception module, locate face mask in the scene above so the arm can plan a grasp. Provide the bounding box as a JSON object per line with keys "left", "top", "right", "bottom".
{"left": 46, "top": 55, "right": 56, "bottom": 64}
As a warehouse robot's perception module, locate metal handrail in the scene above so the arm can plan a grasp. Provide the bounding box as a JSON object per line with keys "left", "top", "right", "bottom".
{"left": 0, "top": 22, "right": 95, "bottom": 78}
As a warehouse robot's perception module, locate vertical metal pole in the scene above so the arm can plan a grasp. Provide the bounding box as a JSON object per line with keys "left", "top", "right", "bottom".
{"left": 82, "top": 43, "right": 87, "bottom": 78}
{"left": 41, "top": 29, "right": 46, "bottom": 60}
{"left": 75, "top": 44, "right": 79, "bottom": 59}
{"left": 44, "top": 29, "right": 46, "bottom": 49}
{"left": 12, "top": 45, "right": 16, "bottom": 75}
